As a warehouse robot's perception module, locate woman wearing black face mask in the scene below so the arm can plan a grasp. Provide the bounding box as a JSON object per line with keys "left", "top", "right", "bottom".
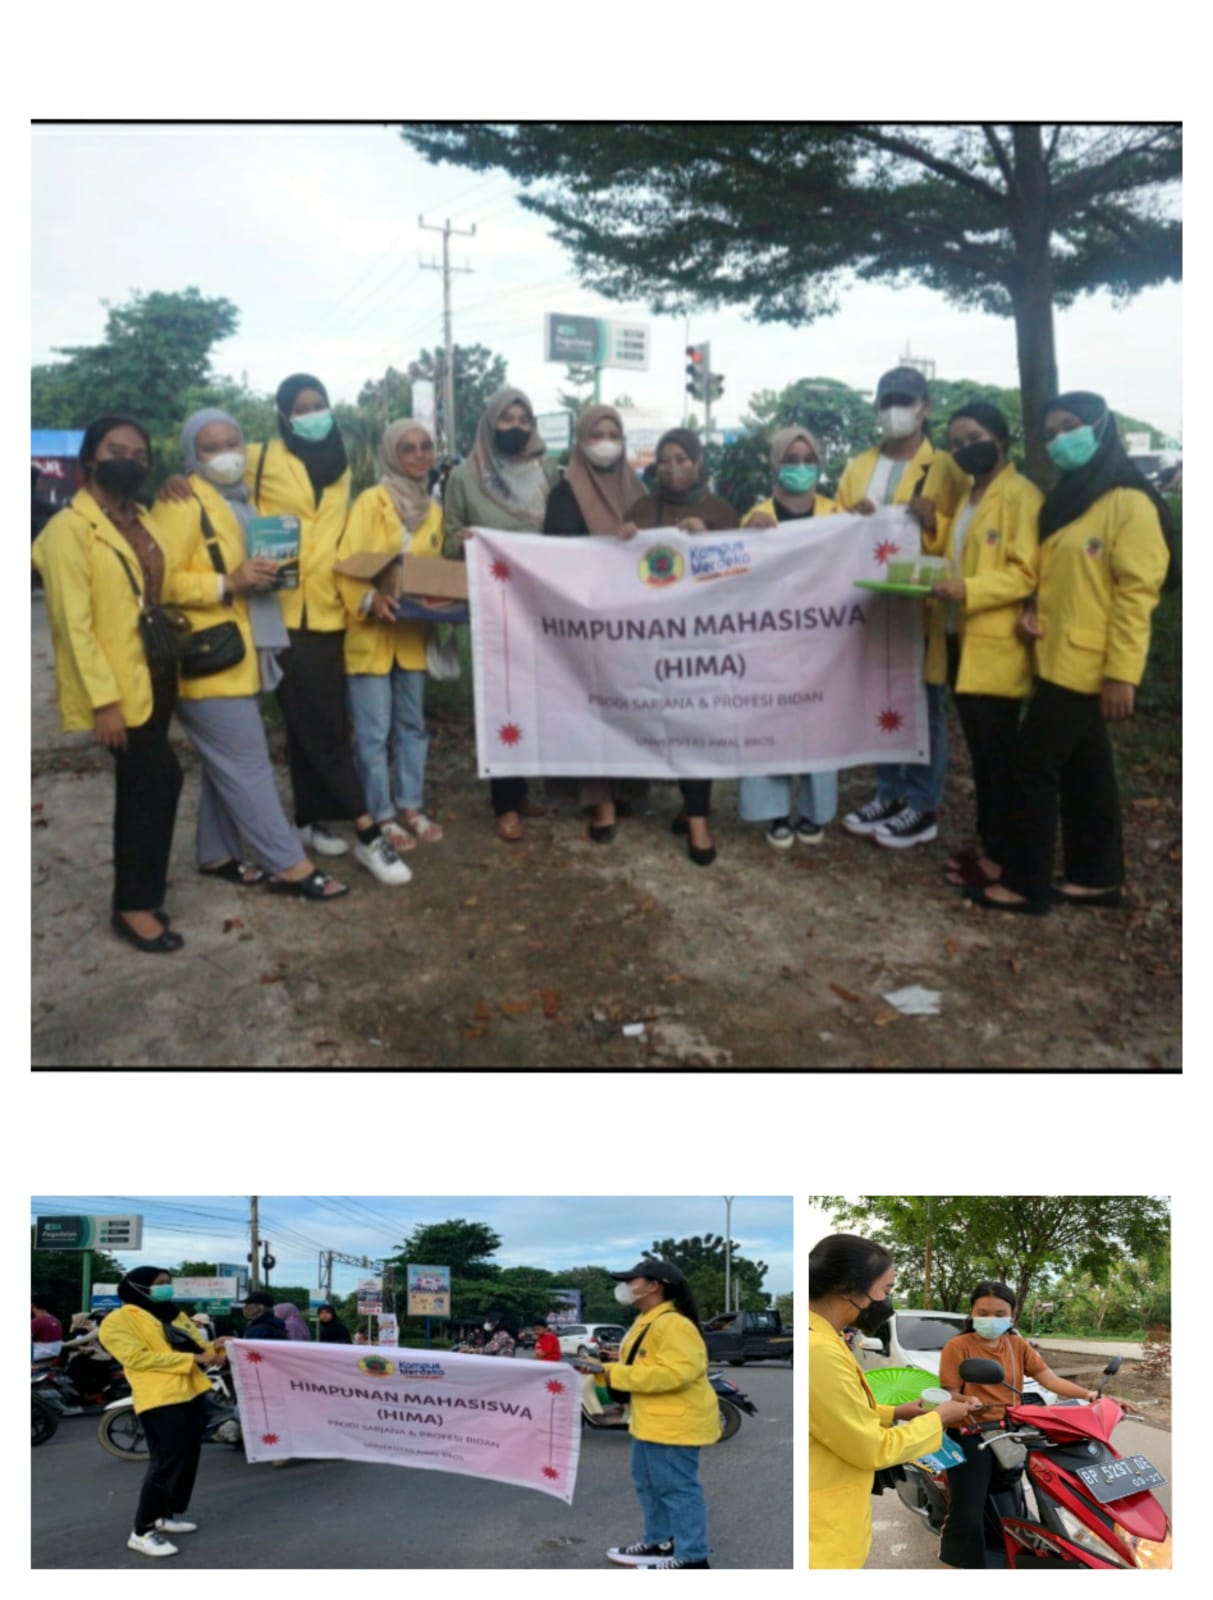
{"left": 443, "top": 387, "right": 561, "bottom": 842}
{"left": 32, "top": 417, "right": 200, "bottom": 953}
{"left": 926, "top": 404, "right": 1042, "bottom": 891}
{"left": 809, "top": 1233, "right": 980, "bottom": 1568}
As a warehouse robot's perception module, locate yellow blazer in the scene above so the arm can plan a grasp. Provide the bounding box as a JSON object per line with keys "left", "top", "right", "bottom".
{"left": 809, "top": 1309, "right": 943, "bottom": 1569}
{"left": 32, "top": 489, "right": 210, "bottom": 732}
{"left": 98, "top": 1304, "right": 216, "bottom": 1415}
{"left": 835, "top": 437, "right": 936, "bottom": 511}
{"left": 601, "top": 1303, "right": 721, "bottom": 1447}
{"left": 741, "top": 492, "right": 839, "bottom": 525}
{"left": 950, "top": 465, "right": 1042, "bottom": 698}
{"left": 1034, "top": 488, "right": 1169, "bottom": 693}
{"left": 339, "top": 487, "right": 445, "bottom": 674}
{"left": 151, "top": 476, "right": 261, "bottom": 699}
{"left": 245, "top": 439, "right": 351, "bottom": 631}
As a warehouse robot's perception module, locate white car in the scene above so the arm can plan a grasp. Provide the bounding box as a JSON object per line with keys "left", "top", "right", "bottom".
{"left": 555, "top": 1323, "right": 626, "bottom": 1358}
{"left": 854, "top": 1308, "right": 1055, "bottom": 1405}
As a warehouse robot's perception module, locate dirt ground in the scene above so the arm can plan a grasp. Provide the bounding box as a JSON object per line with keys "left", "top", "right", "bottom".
{"left": 1054, "top": 1362, "right": 1171, "bottom": 1429}
{"left": 30, "top": 599, "right": 1181, "bottom": 1069}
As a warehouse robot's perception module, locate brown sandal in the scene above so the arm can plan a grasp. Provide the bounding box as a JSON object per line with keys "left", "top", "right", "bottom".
{"left": 496, "top": 812, "right": 524, "bottom": 843}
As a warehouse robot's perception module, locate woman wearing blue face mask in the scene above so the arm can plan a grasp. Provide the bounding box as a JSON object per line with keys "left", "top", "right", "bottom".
{"left": 969, "top": 391, "right": 1173, "bottom": 915}
{"left": 740, "top": 427, "right": 841, "bottom": 846}
{"left": 97, "top": 1268, "right": 225, "bottom": 1558}
{"left": 937, "top": 1280, "right": 1105, "bottom": 1567}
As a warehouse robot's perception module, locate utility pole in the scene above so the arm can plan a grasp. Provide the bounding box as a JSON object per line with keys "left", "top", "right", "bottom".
{"left": 923, "top": 1198, "right": 934, "bottom": 1309}
{"left": 419, "top": 215, "right": 476, "bottom": 458}
{"left": 723, "top": 1197, "right": 734, "bottom": 1315}
{"left": 249, "top": 1196, "right": 260, "bottom": 1291}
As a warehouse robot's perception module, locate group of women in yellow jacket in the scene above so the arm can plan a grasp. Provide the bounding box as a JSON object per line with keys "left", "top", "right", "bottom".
{"left": 33, "top": 375, "right": 451, "bottom": 954}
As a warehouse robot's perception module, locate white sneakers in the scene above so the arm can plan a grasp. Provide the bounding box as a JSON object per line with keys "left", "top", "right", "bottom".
{"left": 297, "top": 824, "right": 349, "bottom": 857}
{"left": 156, "top": 1519, "right": 197, "bottom": 1533}
{"left": 354, "top": 835, "right": 412, "bottom": 885}
{"left": 127, "top": 1530, "right": 178, "bottom": 1557}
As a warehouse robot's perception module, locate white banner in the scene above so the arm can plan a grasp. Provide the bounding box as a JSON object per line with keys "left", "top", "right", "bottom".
{"left": 227, "top": 1340, "right": 581, "bottom": 1503}
{"left": 468, "top": 506, "right": 928, "bottom": 778}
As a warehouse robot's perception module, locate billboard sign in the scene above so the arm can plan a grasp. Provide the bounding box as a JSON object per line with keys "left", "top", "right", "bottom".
{"left": 35, "top": 1214, "right": 144, "bottom": 1250}
{"left": 357, "top": 1277, "right": 384, "bottom": 1315}
{"left": 407, "top": 1264, "right": 451, "bottom": 1318}
{"left": 544, "top": 314, "right": 649, "bottom": 372}
{"left": 535, "top": 411, "right": 572, "bottom": 456}
{"left": 548, "top": 1289, "right": 583, "bottom": 1328}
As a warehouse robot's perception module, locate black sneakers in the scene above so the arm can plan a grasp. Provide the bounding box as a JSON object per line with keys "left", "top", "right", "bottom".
{"left": 842, "top": 795, "right": 904, "bottom": 836}
{"left": 607, "top": 1540, "right": 675, "bottom": 1567}
{"left": 875, "top": 807, "right": 939, "bottom": 849}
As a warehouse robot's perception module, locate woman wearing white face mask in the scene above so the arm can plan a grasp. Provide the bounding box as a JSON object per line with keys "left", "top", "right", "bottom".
{"left": 543, "top": 405, "right": 649, "bottom": 840}
{"left": 153, "top": 409, "right": 349, "bottom": 900}
{"left": 574, "top": 1259, "right": 720, "bottom": 1569}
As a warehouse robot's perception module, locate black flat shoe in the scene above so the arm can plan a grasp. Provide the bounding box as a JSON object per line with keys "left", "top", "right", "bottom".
{"left": 588, "top": 824, "right": 616, "bottom": 845}
{"left": 964, "top": 886, "right": 1049, "bottom": 916}
{"left": 688, "top": 839, "right": 717, "bottom": 867}
{"left": 154, "top": 908, "right": 170, "bottom": 925}
{"left": 111, "top": 912, "right": 185, "bottom": 953}
{"left": 1050, "top": 886, "right": 1123, "bottom": 908}
{"left": 670, "top": 811, "right": 689, "bottom": 836}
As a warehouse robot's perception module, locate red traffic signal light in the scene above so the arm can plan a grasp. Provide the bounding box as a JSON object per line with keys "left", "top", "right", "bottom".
{"left": 686, "top": 345, "right": 704, "bottom": 365}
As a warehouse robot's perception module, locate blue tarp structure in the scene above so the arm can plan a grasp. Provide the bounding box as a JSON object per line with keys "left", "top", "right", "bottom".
{"left": 32, "top": 429, "right": 85, "bottom": 458}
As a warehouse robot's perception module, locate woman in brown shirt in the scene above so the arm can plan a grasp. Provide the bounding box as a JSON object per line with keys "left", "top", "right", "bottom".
{"left": 621, "top": 430, "right": 739, "bottom": 866}
{"left": 935, "top": 1280, "right": 1110, "bottom": 1568}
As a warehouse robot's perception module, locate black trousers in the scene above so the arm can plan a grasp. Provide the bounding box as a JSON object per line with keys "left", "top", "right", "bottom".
{"left": 275, "top": 628, "right": 368, "bottom": 828}
{"left": 678, "top": 780, "right": 712, "bottom": 819}
{"left": 939, "top": 1431, "right": 1000, "bottom": 1567}
{"left": 1003, "top": 678, "right": 1124, "bottom": 904}
{"left": 489, "top": 777, "right": 529, "bottom": 816}
{"left": 110, "top": 664, "right": 182, "bottom": 913}
{"left": 134, "top": 1393, "right": 208, "bottom": 1534}
{"left": 953, "top": 693, "right": 1021, "bottom": 865}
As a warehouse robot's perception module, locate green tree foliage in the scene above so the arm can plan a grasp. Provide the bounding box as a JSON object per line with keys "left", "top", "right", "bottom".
{"left": 403, "top": 124, "right": 1181, "bottom": 481}
{"left": 409, "top": 343, "right": 508, "bottom": 456}
{"left": 557, "top": 362, "right": 597, "bottom": 424}
{"left": 646, "top": 1234, "right": 770, "bottom": 1317}
{"left": 391, "top": 1219, "right": 503, "bottom": 1280}
{"left": 31, "top": 288, "right": 240, "bottom": 438}
{"left": 775, "top": 1292, "right": 794, "bottom": 1325}
{"left": 31, "top": 1242, "right": 126, "bottom": 1322}
{"left": 809, "top": 1196, "right": 1170, "bottom": 1319}
{"left": 562, "top": 1265, "right": 628, "bottom": 1322}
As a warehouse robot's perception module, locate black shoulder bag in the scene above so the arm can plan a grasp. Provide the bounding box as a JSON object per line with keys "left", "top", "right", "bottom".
{"left": 177, "top": 498, "right": 246, "bottom": 679}
{"left": 110, "top": 545, "right": 194, "bottom": 665}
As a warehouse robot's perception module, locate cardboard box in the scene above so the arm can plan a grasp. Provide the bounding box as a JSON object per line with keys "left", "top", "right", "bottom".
{"left": 333, "top": 551, "right": 468, "bottom": 602}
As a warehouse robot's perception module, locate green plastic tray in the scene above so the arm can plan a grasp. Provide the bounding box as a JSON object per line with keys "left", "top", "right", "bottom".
{"left": 862, "top": 1366, "right": 940, "bottom": 1405}
{"left": 854, "top": 579, "right": 933, "bottom": 598}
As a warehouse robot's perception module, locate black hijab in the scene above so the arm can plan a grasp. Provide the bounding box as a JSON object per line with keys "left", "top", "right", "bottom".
{"left": 118, "top": 1266, "right": 179, "bottom": 1325}
{"left": 316, "top": 1304, "right": 352, "bottom": 1343}
{"left": 1039, "top": 392, "right": 1177, "bottom": 585}
{"left": 276, "top": 373, "right": 349, "bottom": 505}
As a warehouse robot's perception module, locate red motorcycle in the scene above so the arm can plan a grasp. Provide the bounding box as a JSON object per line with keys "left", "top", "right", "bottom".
{"left": 955, "top": 1354, "right": 1170, "bottom": 1568}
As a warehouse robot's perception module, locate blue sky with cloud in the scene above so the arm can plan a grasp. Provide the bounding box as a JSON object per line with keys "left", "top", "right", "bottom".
{"left": 31, "top": 1196, "right": 793, "bottom": 1297}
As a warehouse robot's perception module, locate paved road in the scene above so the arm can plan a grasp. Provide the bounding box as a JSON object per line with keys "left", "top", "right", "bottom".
{"left": 1034, "top": 1338, "right": 1145, "bottom": 1361}
{"left": 32, "top": 1365, "right": 791, "bottom": 1569}
{"left": 865, "top": 1421, "right": 1171, "bottom": 1569}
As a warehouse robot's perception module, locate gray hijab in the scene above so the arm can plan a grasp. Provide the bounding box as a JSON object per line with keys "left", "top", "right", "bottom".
{"left": 182, "top": 408, "right": 252, "bottom": 529}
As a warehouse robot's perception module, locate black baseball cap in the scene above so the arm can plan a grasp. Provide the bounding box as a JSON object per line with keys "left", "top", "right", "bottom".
{"left": 609, "top": 1259, "right": 686, "bottom": 1286}
{"left": 876, "top": 366, "right": 930, "bottom": 403}
{"left": 243, "top": 1290, "right": 274, "bottom": 1307}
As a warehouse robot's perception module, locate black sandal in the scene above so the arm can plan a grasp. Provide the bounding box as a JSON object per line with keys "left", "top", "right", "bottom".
{"left": 964, "top": 886, "right": 1049, "bottom": 916}
{"left": 265, "top": 869, "right": 350, "bottom": 901}
{"left": 588, "top": 824, "right": 616, "bottom": 844}
{"left": 199, "top": 859, "right": 267, "bottom": 887}
{"left": 1050, "top": 886, "right": 1123, "bottom": 908}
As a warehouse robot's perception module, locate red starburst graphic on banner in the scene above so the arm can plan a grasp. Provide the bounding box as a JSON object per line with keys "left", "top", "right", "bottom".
{"left": 243, "top": 1350, "right": 264, "bottom": 1364}
{"left": 262, "top": 1432, "right": 279, "bottom": 1445}
{"left": 545, "top": 1379, "right": 566, "bottom": 1395}
{"left": 877, "top": 707, "right": 904, "bottom": 733}
{"left": 874, "top": 539, "right": 901, "bottom": 567}
{"left": 498, "top": 722, "right": 523, "bottom": 746}
{"left": 542, "top": 1465, "right": 559, "bottom": 1480}
{"left": 490, "top": 557, "right": 512, "bottom": 581}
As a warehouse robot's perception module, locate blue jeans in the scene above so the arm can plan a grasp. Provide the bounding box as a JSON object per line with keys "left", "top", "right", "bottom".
{"left": 347, "top": 667, "right": 429, "bottom": 820}
{"left": 738, "top": 770, "right": 839, "bottom": 826}
{"left": 876, "top": 681, "right": 947, "bottom": 813}
{"left": 630, "top": 1438, "right": 709, "bottom": 1564}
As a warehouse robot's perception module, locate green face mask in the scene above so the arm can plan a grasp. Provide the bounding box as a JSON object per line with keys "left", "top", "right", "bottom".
{"left": 778, "top": 464, "right": 819, "bottom": 494}
{"left": 149, "top": 1285, "right": 175, "bottom": 1303}
{"left": 290, "top": 409, "right": 334, "bottom": 443}
{"left": 1046, "top": 424, "right": 1099, "bottom": 472}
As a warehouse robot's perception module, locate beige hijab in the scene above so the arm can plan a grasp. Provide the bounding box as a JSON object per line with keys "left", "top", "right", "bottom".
{"left": 563, "top": 404, "right": 646, "bottom": 534}
{"left": 379, "top": 418, "right": 436, "bottom": 532}
{"left": 770, "top": 426, "right": 823, "bottom": 516}
{"left": 470, "top": 386, "right": 550, "bottom": 528}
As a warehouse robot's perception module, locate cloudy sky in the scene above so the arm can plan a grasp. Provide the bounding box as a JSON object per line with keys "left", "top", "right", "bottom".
{"left": 31, "top": 1195, "right": 793, "bottom": 1296}
{"left": 31, "top": 125, "right": 1182, "bottom": 438}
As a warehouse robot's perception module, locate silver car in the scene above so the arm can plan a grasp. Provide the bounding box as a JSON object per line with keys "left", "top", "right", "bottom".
{"left": 853, "top": 1308, "right": 1055, "bottom": 1404}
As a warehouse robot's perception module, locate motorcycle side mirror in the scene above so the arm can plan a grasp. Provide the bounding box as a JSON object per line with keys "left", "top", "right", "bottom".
{"left": 959, "top": 1357, "right": 1006, "bottom": 1385}
{"left": 1103, "top": 1356, "right": 1122, "bottom": 1377}
{"left": 856, "top": 1336, "right": 884, "bottom": 1351}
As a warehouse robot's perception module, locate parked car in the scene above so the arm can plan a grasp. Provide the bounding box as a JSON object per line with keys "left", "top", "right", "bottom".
{"left": 556, "top": 1323, "right": 626, "bottom": 1358}
{"left": 853, "top": 1308, "right": 1055, "bottom": 1404}
{"left": 702, "top": 1308, "right": 793, "bottom": 1365}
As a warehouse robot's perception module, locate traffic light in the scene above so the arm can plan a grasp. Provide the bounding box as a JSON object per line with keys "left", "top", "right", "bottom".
{"left": 708, "top": 371, "right": 725, "bottom": 402}
{"left": 685, "top": 341, "right": 710, "bottom": 401}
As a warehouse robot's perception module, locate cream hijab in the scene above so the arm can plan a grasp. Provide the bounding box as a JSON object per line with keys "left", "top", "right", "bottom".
{"left": 379, "top": 418, "right": 436, "bottom": 532}
{"left": 563, "top": 404, "right": 646, "bottom": 534}
{"left": 770, "top": 426, "right": 824, "bottom": 516}
{"left": 470, "top": 386, "right": 550, "bottom": 528}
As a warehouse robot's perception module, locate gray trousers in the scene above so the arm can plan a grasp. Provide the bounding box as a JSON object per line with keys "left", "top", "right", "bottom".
{"left": 175, "top": 696, "right": 305, "bottom": 876}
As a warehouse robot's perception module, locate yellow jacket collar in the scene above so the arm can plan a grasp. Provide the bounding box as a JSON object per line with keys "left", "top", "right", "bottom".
{"left": 70, "top": 487, "right": 158, "bottom": 568}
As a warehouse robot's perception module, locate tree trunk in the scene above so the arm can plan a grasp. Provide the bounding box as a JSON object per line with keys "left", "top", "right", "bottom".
{"left": 1008, "top": 125, "right": 1059, "bottom": 489}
